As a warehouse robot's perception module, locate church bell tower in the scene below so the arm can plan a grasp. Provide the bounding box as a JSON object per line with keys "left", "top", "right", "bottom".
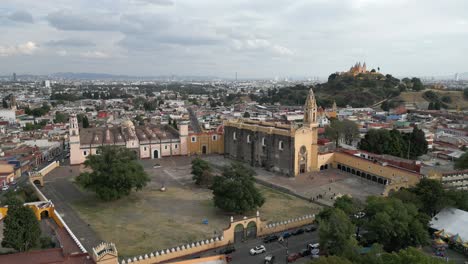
{"left": 304, "top": 88, "right": 318, "bottom": 128}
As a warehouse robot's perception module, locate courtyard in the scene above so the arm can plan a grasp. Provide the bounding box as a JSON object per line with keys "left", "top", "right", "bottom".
{"left": 42, "top": 156, "right": 322, "bottom": 258}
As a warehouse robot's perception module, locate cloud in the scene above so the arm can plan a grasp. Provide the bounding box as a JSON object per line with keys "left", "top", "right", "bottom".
{"left": 134, "top": 0, "right": 174, "bottom": 6}
{"left": 80, "top": 51, "right": 110, "bottom": 59}
{"left": 57, "top": 50, "right": 68, "bottom": 56}
{"left": 7, "top": 10, "right": 34, "bottom": 23}
{"left": 232, "top": 39, "right": 293, "bottom": 56}
{"left": 45, "top": 39, "right": 96, "bottom": 47}
{"left": 46, "top": 10, "right": 119, "bottom": 31}
{"left": 0, "top": 41, "right": 38, "bottom": 56}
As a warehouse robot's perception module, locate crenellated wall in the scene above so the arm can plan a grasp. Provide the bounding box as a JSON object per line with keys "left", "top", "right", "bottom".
{"left": 121, "top": 213, "right": 315, "bottom": 264}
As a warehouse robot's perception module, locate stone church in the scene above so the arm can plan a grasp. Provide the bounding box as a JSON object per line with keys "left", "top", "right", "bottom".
{"left": 224, "top": 88, "right": 320, "bottom": 176}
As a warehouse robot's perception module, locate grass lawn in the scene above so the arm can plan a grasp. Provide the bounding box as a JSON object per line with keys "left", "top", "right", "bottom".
{"left": 71, "top": 184, "right": 321, "bottom": 258}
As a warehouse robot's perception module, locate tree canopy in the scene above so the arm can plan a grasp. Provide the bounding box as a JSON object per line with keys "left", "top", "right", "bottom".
{"left": 364, "top": 196, "right": 429, "bottom": 251}
{"left": 191, "top": 157, "right": 213, "bottom": 186}
{"left": 1, "top": 197, "right": 41, "bottom": 251}
{"left": 211, "top": 162, "right": 265, "bottom": 214}
{"left": 358, "top": 128, "right": 427, "bottom": 159}
{"left": 76, "top": 146, "right": 150, "bottom": 201}
{"left": 454, "top": 151, "right": 468, "bottom": 170}
{"left": 318, "top": 208, "right": 357, "bottom": 256}
{"left": 325, "top": 119, "right": 359, "bottom": 147}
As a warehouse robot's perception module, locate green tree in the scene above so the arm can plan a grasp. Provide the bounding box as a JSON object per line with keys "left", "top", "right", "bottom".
{"left": 464, "top": 88, "right": 468, "bottom": 99}
{"left": 342, "top": 120, "right": 359, "bottom": 145}
{"left": 454, "top": 151, "right": 468, "bottom": 170}
{"left": 1, "top": 197, "right": 41, "bottom": 251}
{"left": 2, "top": 98, "right": 8, "bottom": 108}
{"left": 191, "top": 158, "right": 212, "bottom": 186}
{"left": 381, "top": 101, "right": 390, "bottom": 111}
{"left": 82, "top": 115, "right": 90, "bottom": 128}
{"left": 309, "top": 256, "right": 353, "bottom": 264}
{"left": 243, "top": 111, "right": 250, "bottom": 118}
{"left": 381, "top": 247, "right": 450, "bottom": 264}
{"left": 211, "top": 162, "right": 265, "bottom": 214}
{"left": 364, "top": 197, "right": 429, "bottom": 251}
{"left": 76, "top": 146, "right": 150, "bottom": 201}
{"left": 411, "top": 77, "right": 424, "bottom": 91}
{"left": 54, "top": 112, "right": 68, "bottom": 123}
{"left": 412, "top": 178, "right": 448, "bottom": 217}
{"left": 319, "top": 208, "right": 356, "bottom": 256}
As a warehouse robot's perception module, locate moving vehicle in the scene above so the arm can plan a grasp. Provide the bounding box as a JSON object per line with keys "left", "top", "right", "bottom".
{"left": 264, "top": 254, "right": 275, "bottom": 264}
{"left": 287, "top": 253, "right": 301, "bottom": 262}
{"left": 250, "top": 245, "right": 266, "bottom": 255}
{"left": 307, "top": 243, "right": 320, "bottom": 250}
{"left": 263, "top": 234, "right": 279, "bottom": 243}
{"left": 292, "top": 228, "right": 304, "bottom": 236}
{"left": 219, "top": 245, "right": 236, "bottom": 254}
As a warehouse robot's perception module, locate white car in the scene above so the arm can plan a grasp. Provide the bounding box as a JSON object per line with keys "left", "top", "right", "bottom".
{"left": 250, "top": 245, "right": 266, "bottom": 255}
{"left": 2, "top": 185, "right": 9, "bottom": 191}
{"left": 153, "top": 163, "right": 161, "bottom": 168}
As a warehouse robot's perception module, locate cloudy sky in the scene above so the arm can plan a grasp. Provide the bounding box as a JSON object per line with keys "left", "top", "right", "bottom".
{"left": 0, "top": 0, "right": 467, "bottom": 78}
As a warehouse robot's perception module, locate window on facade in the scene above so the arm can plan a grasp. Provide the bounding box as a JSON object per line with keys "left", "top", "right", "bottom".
{"left": 191, "top": 136, "right": 196, "bottom": 142}
{"left": 165, "top": 145, "right": 168, "bottom": 150}
{"left": 262, "top": 137, "right": 266, "bottom": 146}
{"left": 83, "top": 151, "right": 87, "bottom": 156}
{"left": 279, "top": 141, "right": 284, "bottom": 150}
{"left": 212, "top": 135, "right": 217, "bottom": 141}
{"left": 233, "top": 132, "right": 237, "bottom": 140}
{"left": 247, "top": 135, "right": 251, "bottom": 143}
{"left": 175, "top": 144, "right": 178, "bottom": 149}
{"left": 144, "top": 147, "right": 147, "bottom": 151}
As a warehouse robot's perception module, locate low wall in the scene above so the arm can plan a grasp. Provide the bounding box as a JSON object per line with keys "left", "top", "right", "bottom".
{"left": 122, "top": 214, "right": 315, "bottom": 264}
{"left": 39, "top": 161, "right": 60, "bottom": 176}
{"left": 258, "top": 214, "right": 315, "bottom": 236}
{"left": 168, "top": 255, "right": 226, "bottom": 264}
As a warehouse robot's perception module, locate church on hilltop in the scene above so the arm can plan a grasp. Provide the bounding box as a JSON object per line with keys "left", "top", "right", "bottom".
{"left": 346, "top": 62, "right": 368, "bottom": 76}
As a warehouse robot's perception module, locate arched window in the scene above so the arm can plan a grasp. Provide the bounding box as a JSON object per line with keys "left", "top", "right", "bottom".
{"left": 278, "top": 141, "right": 284, "bottom": 150}
{"left": 212, "top": 135, "right": 217, "bottom": 141}
{"left": 247, "top": 134, "right": 251, "bottom": 143}
{"left": 233, "top": 132, "right": 237, "bottom": 140}
{"left": 262, "top": 137, "right": 266, "bottom": 146}
{"left": 191, "top": 136, "right": 197, "bottom": 142}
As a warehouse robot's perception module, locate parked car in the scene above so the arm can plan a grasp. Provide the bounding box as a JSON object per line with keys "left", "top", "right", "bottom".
{"left": 263, "top": 234, "right": 279, "bottom": 243}
{"left": 225, "top": 255, "right": 233, "bottom": 262}
{"left": 292, "top": 228, "right": 304, "bottom": 236}
{"left": 219, "top": 245, "right": 236, "bottom": 254}
{"left": 153, "top": 163, "right": 161, "bottom": 168}
{"left": 287, "top": 253, "right": 301, "bottom": 262}
{"left": 305, "top": 225, "right": 317, "bottom": 232}
{"left": 264, "top": 254, "right": 275, "bottom": 264}
{"left": 282, "top": 232, "right": 291, "bottom": 239}
{"left": 300, "top": 249, "right": 311, "bottom": 257}
{"left": 2, "top": 185, "right": 9, "bottom": 191}
{"left": 250, "top": 245, "right": 266, "bottom": 255}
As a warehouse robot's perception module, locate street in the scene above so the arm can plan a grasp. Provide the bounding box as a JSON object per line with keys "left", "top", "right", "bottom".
{"left": 183, "top": 228, "right": 319, "bottom": 264}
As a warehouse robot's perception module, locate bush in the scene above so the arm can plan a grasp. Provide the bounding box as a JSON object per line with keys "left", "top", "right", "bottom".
{"left": 40, "top": 236, "right": 56, "bottom": 249}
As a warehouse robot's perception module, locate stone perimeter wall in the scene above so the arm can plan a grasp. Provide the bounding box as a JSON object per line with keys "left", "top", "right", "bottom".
{"left": 121, "top": 214, "right": 315, "bottom": 264}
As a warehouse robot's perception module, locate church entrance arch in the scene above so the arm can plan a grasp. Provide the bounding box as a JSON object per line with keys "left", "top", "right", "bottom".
{"left": 298, "top": 146, "right": 308, "bottom": 174}
{"left": 40, "top": 210, "right": 49, "bottom": 219}
{"left": 202, "top": 145, "right": 207, "bottom": 154}
{"left": 234, "top": 224, "right": 245, "bottom": 243}
{"left": 153, "top": 149, "right": 159, "bottom": 159}
{"left": 246, "top": 221, "right": 257, "bottom": 239}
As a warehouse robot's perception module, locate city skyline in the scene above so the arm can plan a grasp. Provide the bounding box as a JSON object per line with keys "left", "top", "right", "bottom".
{"left": 1, "top": 0, "right": 467, "bottom": 78}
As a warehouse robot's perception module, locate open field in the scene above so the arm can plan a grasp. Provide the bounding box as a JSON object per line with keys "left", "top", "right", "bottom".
{"left": 71, "top": 184, "right": 320, "bottom": 258}
{"left": 63, "top": 157, "right": 321, "bottom": 258}
{"left": 399, "top": 90, "right": 468, "bottom": 109}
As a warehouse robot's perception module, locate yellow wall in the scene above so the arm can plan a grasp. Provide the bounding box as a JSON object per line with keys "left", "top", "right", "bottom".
{"left": 333, "top": 152, "right": 421, "bottom": 184}
{"left": 317, "top": 153, "right": 335, "bottom": 168}
{"left": 188, "top": 132, "right": 224, "bottom": 155}
{"left": 126, "top": 214, "right": 315, "bottom": 264}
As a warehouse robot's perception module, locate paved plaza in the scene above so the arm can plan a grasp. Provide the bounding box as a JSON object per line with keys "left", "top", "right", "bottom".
{"left": 203, "top": 155, "right": 385, "bottom": 206}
